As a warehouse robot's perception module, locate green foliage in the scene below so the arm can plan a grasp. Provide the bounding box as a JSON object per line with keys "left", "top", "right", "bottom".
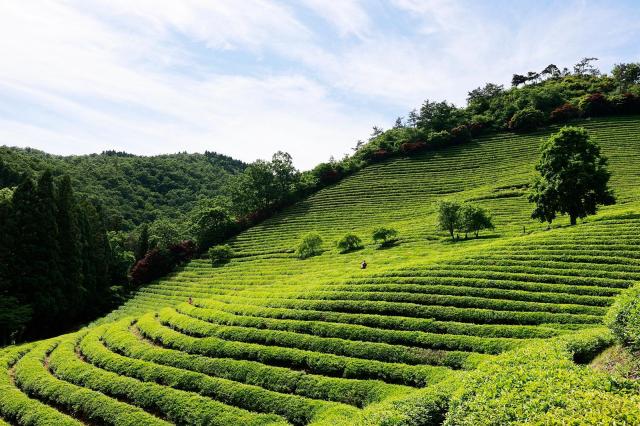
{"left": 1, "top": 172, "right": 115, "bottom": 341}
{"left": 0, "top": 345, "right": 81, "bottom": 425}
{"left": 102, "top": 319, "right": 404, "bottom": 408}
{"left": 190, "top": 205, "right": 235, "bottom": 251}
{"left": 134, "top": 223, "right": 149, "bottom": 261}
{"left": 418, "top": 100, "right": 467, "bottom": 132}
{"left": 508, "top": 107, "right": 545, "bottom": 131}
{"left": 445, "top": 330, "right": 637, "bottom": 426}
{"left": 612, "top": 62, "right": 640, "bottom": 89}
{"left": 606, "top": 284, "right": 640, "bottom": 351}
{"left": 336, "top": 233, "right": 363, "bottom": 253}
{"left": 209, "top": 244, "right": 233, "bottom": 267}
{"left": 13, "top": 340, "right": 170, "bottom": 425}
{"left": 296, "top": 232, "right": 323, "bottom": 259}
{"left": 437, "top": 201, "right": 461, "bottom": 239}
{"left": 458, "top": 204, "right": 494, "bottom": 238}
{"left": 138, "top": 311, "right": 451, "bottom": 387}
{"left": 0, "top": 147, "right": 245, "bottom": 230}
{"left": 372, "top": 227, "right": 398, "bottom": 247}
{"left": 149, "top": 218, "right": 183, "bottom": 249}
{"left": 228, "top": 151, "right": 299, "bottom": 217}
{"left": 530, "top": 126, "right": 615, "bottom": 225}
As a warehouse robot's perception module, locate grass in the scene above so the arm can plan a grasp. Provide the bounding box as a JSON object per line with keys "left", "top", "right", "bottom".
{"left": 2, "top": 116, "right": 640, "bottom": 424}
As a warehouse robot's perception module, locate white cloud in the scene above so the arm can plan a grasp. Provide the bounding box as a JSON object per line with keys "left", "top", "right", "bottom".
{"left": 0, "top": 1, "right": 377, "bottom": 169}
{"left": 300, "top": 0, "right": 372, "bottom": 38}
{"left": 0, "top": 0, "right": 639, "bottom": 169}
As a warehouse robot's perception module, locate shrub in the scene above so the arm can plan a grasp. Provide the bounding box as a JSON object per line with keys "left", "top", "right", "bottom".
{"left": 129, "top": 248, "right": 173, "bottom": 286}
{"left": 610, "top": 93, "right": 640, "bottom": 115}
{"left": 372, "top": 227, "right": 398, "bottom": 247}
{"left": 550, "top": 103, "right": 580, "bottom": 122}
{"left": 209, "top": 244, "right": 233, "bottom": 266}
{"left": 369, "top": 149, "right": 391, "bottom": 163}
{"left": 579, "top": 92, "right": 612, "bottom": 117}
{"left": 400, "top": 142, "right": 427, "bottom": 154}
{"left": 450, "top": 125, "right": 472, "bottom": 144}
{"left": 605, "top": 284, "right": 640, "bottom": 351}
{"left": 445, "top": 331, "right": 638, "bottom": 426}
{"left": 427, "top": 130, "right": 452, "bottom": 148}
{"left": 469, "top": 114, "right": 493, "bottom": 135}
{"left": 336, "top": 233, "right": 363, "bottom": 253}
{"left": 296, "top": 233, "right": 323, "bottom": 259}
{"left": 130, "top": 241, "right": 196, "bottom": 286}
{"left": 508, "top": 107, "right": 545, "bottom": 131}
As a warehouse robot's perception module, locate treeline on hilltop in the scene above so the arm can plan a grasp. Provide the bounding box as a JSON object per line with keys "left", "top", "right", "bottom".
{"left": 0, "top": 149, "right": 245, "bottom": 230}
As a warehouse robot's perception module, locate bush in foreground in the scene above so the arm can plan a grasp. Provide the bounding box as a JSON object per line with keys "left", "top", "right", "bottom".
{"left": 445, "top": 330, "right": 638, "bottom": 426}
{"left": 606, "top": 284, "right": 640, "bottom": 351}
{"left": 296, "top": 233, "right": 323, "bottom": 259}
{"left": 209, "top": 244, "right": 233, "bottom": 267}
{"left": 336, "top": 234, "right": 363, "bottom": 253}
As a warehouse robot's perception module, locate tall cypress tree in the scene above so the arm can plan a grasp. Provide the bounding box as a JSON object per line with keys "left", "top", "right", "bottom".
{"left": 0, "top": 187, "right": 31, "bottom": 344}
{"left": 135, "top": 224, "right": 150, "bottom": 261}
{"left": 55, "top": 175, "right": 83, "bottom": 324}
{"left": 33, "top": 171, "right": 65, "bottom": 333}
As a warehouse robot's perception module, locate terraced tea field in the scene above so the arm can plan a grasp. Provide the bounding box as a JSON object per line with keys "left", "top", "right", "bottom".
{"left": 2, "top": 116, "right": 640, "bottom": 424}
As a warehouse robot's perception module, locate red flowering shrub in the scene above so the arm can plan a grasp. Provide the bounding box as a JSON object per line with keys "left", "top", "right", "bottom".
{"left": 130, "top": 241, "right": 196, "bottom": 286}
{"left": 370, "top": 149, "right": 390, "bottom": 162}
{"left": 550, "top": 103, "right": 580, "bottom": 122}
{"left": 579, "top": 93, "right": 611, "bottom": 117}
{"left": 400, "top": 142, "right": 427, "bottom": 154}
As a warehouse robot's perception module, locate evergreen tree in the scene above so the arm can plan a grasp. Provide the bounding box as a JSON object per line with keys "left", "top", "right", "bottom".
{"left": 55, "top": 175, "right": 83, "bottom": 324}
{"left": 135, "top": 224, "right": 150, "bottom": 261}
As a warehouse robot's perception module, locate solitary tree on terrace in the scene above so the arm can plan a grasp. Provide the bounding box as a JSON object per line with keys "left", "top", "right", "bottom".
{"left": 529, "top": 126, "right": 615, "bottom": 226}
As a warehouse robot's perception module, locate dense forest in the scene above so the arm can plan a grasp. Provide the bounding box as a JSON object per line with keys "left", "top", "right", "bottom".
{"left": 0, "top": 149, "right": 245, "bottom": 230}
{"left": 0, "top": 172, "right": 115, "bottom": 342}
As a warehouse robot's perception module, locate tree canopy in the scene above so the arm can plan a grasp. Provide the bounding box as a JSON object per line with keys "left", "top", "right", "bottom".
{"left": 529, "top": 126, "right": 615, "bottom": 225}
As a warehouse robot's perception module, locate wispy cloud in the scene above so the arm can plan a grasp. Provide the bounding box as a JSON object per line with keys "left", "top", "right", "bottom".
{"left": 0, "top": 1, "right": 639, "bottom": 168}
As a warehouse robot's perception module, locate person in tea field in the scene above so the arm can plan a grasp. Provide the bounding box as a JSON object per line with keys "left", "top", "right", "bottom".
{"left": 361, "top": 260, "right": 367, "bottom": 269}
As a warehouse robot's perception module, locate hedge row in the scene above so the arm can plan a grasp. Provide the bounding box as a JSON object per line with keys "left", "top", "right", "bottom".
{"left": 159, "top": 308, "right": 487, "bottom": 368}
{"left": 444, "top": 329, "right": 638, "bottom": 425}
{"left": 371, "top": 269, "right": 633, "bottom": 289}
{"left": 79, "top": 327, "right": 351, "bottom": 425}
{"left": 204, "top": 295, "right": 602, "bottom": 326}
{"left": 194, "top": 299, "right": 563, "bottom": 339}
{"left": 0, "top": 345, "right": 81, "bottom": 426}
{"left": 12, "top": 339, "right": 170, "bottom": 426}
{"left": 136, "top": 313, "right": 452, "bottom": 386}
{"left": 343, "top": 276, "right": 621, "bottom": 298}
{"left": 248, "top": 281, "right": 613, "bottom": 307}
{"left": 47, "top": 334, "right": 287, "bottom": 426}
{"left": 178, "top": 304, "right": 522, "bottom": 355}
{"left": 101, "top": 319, "right": 411, "bottom": 408}
{"left": 211, "top": 289, "right": 606, "bottom": 316}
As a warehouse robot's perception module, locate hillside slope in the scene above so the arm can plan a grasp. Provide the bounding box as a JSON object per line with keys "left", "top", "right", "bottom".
{"left": 2, "top": 116, "right": 640, "bottom": 425}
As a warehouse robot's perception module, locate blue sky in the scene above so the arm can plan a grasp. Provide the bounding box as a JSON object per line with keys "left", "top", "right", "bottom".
{"left": 1, "top": 1, "right": 639, "bottom": 169}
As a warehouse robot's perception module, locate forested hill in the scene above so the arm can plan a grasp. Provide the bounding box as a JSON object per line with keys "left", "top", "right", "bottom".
{"left": 0, "top": 147, "right": 245, "bottom": 230}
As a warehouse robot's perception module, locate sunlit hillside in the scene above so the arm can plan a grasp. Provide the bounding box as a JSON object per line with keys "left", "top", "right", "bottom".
{"left": 3, "top": 116, "right": 640, "bottom": 425}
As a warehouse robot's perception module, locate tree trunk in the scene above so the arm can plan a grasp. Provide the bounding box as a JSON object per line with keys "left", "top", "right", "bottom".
{"left": 570, "top": 215, "right": 577, "bottom": 226}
